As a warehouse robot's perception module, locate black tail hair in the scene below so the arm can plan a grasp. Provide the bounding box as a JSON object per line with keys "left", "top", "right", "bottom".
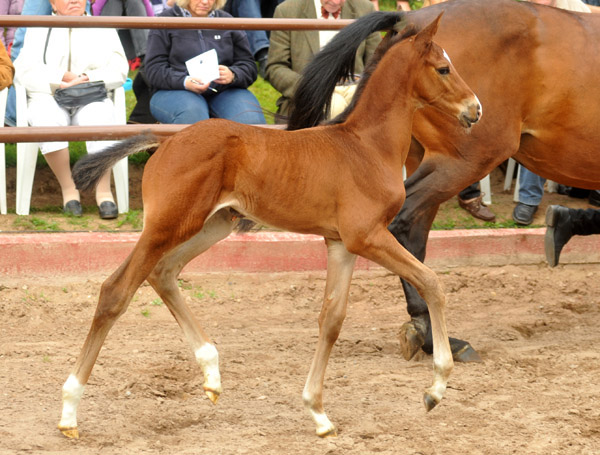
{"left": 72, "top": 132, "right": 160, "bottom": 192}
{"left": 286, "top": 11, "right": 403, "bottom": 131}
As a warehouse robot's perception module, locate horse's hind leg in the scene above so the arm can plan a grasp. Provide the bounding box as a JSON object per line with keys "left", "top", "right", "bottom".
{"left": 58, "top": 232, "right": 177, "bottom": 438}
{"left": 145, "top": 209, "right": 236, "bottom": 405}
{"left": 303, "top": 239, "right": 357, "bottom": 437}
{"left": 352, "top": 226, "right": 453, "bottom": 411}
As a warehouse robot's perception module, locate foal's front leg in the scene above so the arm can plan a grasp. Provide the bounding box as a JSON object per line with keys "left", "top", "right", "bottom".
{"left": 303, "top": 239, "right": 356, "bottom": 437}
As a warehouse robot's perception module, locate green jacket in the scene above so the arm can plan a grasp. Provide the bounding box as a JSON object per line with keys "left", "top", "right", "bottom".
{"left": 265, "top": 0, "right": 381, "bottom": 118}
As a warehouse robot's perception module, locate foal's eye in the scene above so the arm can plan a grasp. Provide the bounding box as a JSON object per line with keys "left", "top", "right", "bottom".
{"left": 437, "top": 67, "right": 450, "bottom": 76}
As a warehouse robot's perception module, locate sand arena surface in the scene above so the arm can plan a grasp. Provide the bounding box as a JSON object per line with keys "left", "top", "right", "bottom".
{"left": 1, "top": 264, "right": 599, "bottom": 454}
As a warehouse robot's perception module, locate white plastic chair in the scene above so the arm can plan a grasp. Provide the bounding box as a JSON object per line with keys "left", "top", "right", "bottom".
{"left": 14, "top": 84, "right": 129, "bottom": 215}
{"left": 0, "top": 87, "right": 8, "bottom": 214}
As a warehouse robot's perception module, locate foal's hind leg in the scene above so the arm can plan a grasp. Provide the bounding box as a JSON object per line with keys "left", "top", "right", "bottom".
{"left": 351, "top": 226, "right": 453, "bottom": 411}
{"left": 303, "top": 239, "right": 357, "bottom": 437}
{"left": 58, "top": 232, "right": 179, "bottom": 438}
{"left": 146, "top": 210, "right": 236, "bottom": 405}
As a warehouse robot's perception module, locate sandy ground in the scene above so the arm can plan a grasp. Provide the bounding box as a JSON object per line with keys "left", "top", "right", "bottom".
{"left": 1, "top": 263, "right": 599, "bottom": 454}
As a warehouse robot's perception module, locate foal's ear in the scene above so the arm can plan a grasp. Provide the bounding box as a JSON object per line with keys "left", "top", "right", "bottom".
{"left": 414, "top": 12, "right": 444, "bottom": 52}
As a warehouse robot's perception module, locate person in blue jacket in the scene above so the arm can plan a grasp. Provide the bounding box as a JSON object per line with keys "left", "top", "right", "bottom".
{"left": 144, "top": 0, "right": 266, "bottom": 124}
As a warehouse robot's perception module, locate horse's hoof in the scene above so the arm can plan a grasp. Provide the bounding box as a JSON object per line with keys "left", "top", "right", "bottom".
{"left": 204, "top": 388, "right": 220, "bottom": 404}
{"left": 317, "top": 426, "right": 338, "bottom": 438}
{"left": 423, "top": 392, "right": 440, "bottom": 412}
{"left": 453, "top": 343, "right": 483, "bottom": 363}
{"left": 58, "top": 426, "right": 79, "bottom": 439}
{"left": 398, "top": 321, "right": 425, "bottom": 360}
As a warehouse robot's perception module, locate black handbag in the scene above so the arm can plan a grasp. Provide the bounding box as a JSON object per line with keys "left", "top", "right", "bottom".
{"left": 44, "top": 28, "right": 108, "bottom": 111}
{"left": 53, "top": 81, "right": 108, "bottom": 109}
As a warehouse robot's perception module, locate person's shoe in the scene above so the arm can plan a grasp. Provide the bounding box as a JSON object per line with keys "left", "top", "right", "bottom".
{"left": 589, "top": 190, "right": 600, "bottom": 207}
{"left": 98, "top": 201, "right": 118, "bottom": 220}
{"left": 545, "top": 205, "right": 573, "bottom": 267}
{"left": 457, "top": 194, "right": 496, "bottom": 222}
{"left": 512, "top": 202, "right": 538, "bottom": 225}
{"left": 64, "top": 200, "right": 82, "bottom": 216}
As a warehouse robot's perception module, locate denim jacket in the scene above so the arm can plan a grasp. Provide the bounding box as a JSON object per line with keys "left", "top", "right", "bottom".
{"left": 145, "top": 6, "right": 257, "bottom": 93}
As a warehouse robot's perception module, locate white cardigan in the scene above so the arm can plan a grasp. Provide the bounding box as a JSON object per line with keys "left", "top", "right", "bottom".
{"left": 14, "top": 25, "right": 128, "bottom": 100}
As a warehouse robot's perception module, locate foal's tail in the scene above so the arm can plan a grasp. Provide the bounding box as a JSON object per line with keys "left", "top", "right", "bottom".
{"left": 286, "top": 10, "right": 403, "bottom": 131}
{"left": 72, "top": 132, "right": 160, "bottom": 192}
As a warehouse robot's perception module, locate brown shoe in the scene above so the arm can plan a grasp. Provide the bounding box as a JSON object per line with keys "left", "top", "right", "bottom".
{"left": 458, "top": 194, "right": 496, "bottom": 222}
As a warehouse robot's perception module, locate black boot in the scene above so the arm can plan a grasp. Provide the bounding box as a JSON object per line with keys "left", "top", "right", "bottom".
{"left": 589, "top": 190, "right": 600, "bottom": 207}
{"left": 545, "top": 205, "right": 573, "bottom": 267}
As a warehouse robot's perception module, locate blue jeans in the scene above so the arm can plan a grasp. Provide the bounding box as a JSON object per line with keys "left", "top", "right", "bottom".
{"left": 150, "top": 88, "right": 266, "bottom": 125}
{"left": 518, "top": 166, "right": 546, "bottom": 206}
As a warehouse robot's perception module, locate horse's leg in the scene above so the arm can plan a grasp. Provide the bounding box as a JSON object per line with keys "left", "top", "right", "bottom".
{"left": 58, "top": 231, "right": 177, "bottom": 438}
{"left": 145, "top": 210, "right": 236, "bottom": 405}
{"left": 352, "top": 226, "right": 453, "bottom": 410}
{"left": 303, "top": 239, "right": 357, "bottom": 437}
{"left": 388, "top": 162, "right": 482, "bottom": 363}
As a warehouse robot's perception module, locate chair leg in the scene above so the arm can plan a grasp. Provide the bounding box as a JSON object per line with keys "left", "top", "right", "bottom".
{"left": 513, "top": 164, "right": 521, "bottom": 203}
{"left": 504, "top": 158, "right": 516, "bottom": 192}
{"left": 0, "top": 143, "right": 6, "bottom": 215}
{"left": 480, "top": 174, "right": 492, "bottom": 205}
{"left": 16, "top": 143, "right": 39, "bottom": 216}
{"left": 112, "top": 157, "right": 129, "bottom": 214}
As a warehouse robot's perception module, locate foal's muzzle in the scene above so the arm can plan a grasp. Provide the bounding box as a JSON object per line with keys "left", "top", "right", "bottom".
{"left": 459, "top": 97, "right": 482, "bottom": 128}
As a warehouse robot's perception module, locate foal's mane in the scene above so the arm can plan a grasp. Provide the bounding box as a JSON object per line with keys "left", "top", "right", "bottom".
{"left": 286, "top": 11, "right": 406, "bottom": 131}
{"left": 286, "top": 13, "right": 423, "bottom": 131}
{"left": 328, "top": 24, "right": 420, "bottom": 127}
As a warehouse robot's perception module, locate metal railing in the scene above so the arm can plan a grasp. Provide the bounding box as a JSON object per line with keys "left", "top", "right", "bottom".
{"left": 0, "top": 15, "right": 355, "bottom": 143}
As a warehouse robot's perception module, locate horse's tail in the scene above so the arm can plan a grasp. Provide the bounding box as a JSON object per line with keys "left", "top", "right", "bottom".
{"left": 72, "top": 132, "right": 161, "bottom": 192}
{"left": 286, "top": 10, "right": 403, "bottom": 131}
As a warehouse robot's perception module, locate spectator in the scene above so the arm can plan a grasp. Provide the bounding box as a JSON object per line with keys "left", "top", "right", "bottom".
{"left": 0, "top": 40, "right": 15, "bottom": 89}
{"left": 4, "top": 0, "right": 91, "bottom": 126}
{"left": 513, "top": 0, "right": 595, "bottom": 225}
{"left": 265, "top": 0, "right": 381, "bottom": 121}
{"left": 92, "top": 0, "right": 154, "bottom": 70}
{"left": 222, "top": 1, "right": 284, "bottom": 78}
{"left": 14, "top": 0, "right": 128, "bottom": 218}
{"left": 0, "top": 0, "right": 24, "bottom": 55}
{"left": 144, "top": 0, "right": 266, "bottom": 125}
{"left": 545, "top": 205, "right": 600, "bottom": 266}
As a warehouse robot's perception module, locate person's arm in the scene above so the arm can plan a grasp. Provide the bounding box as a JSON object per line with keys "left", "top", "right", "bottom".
{"left": 0, "top": 41, "right": 15, "bottom": 90}
{"left": 144, "top": 29, "right": 189, "bottom": 90}
{"left": 220, "top": 29, "right": 257, "bottom": 89}
{"left": 80, "top": 29, "right": 128, "bottom": 90}
{"left": 265, "top": 7, "right": 301, "bottom": 98}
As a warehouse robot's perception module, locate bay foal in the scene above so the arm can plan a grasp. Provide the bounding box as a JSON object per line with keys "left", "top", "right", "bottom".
{"left": 59, "top": 14, "right": 480, "bottom": 438}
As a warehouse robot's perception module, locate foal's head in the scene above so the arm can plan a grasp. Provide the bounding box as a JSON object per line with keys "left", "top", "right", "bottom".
{"left": 405, "top": 14, "right": 482, "bottom": 128}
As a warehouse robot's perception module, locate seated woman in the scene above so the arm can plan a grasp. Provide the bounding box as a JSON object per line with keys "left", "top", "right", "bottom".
{"left": 14, "top": 0, "right": 128, "bottom": 218}
{"left": 144, "top": 0, "right": 266, "bottom": 125}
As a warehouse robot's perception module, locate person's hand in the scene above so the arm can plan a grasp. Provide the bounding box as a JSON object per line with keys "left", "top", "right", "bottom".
{"left": 214, "top": 65, "right": 235, "bottom": 85}
{"left": 59, "top": 73, "right": 90, "bottom": 89}
{"left": 185, "top": 77, "right": 211, "bottom": 93}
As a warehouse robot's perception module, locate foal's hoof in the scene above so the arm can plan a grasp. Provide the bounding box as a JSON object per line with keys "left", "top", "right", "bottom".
{"left": 58, "top": 426, "right": 79, "bottom": 439}
{"left": 453, "top": 343, "right": 483, "bottom": 363}
{"left": 204, "top": 388, "right": 220, "bottom": 404}
{"left": 398, "top": 320, "right": 425, "bottom": 361}
{"left": 423, "top": 392, "right": 440, "bottom": 412}
{"left": 317, "top": 426, "right": 338, "bottom": 438}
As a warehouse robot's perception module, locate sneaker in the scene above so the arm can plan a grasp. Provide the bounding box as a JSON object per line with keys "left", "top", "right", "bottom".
{"left": 457, "top": 194, "right": 496, "bottom": 222}
{"left": 512, "top": 202, "right": 538, "bottom": 225}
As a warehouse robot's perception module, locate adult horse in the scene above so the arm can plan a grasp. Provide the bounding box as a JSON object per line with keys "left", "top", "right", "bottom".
{"left": 58, "top": 16, "right": 480, "bottom": 438}
{"left": 288, "top": 0, "right": 600, "bottom": 363}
